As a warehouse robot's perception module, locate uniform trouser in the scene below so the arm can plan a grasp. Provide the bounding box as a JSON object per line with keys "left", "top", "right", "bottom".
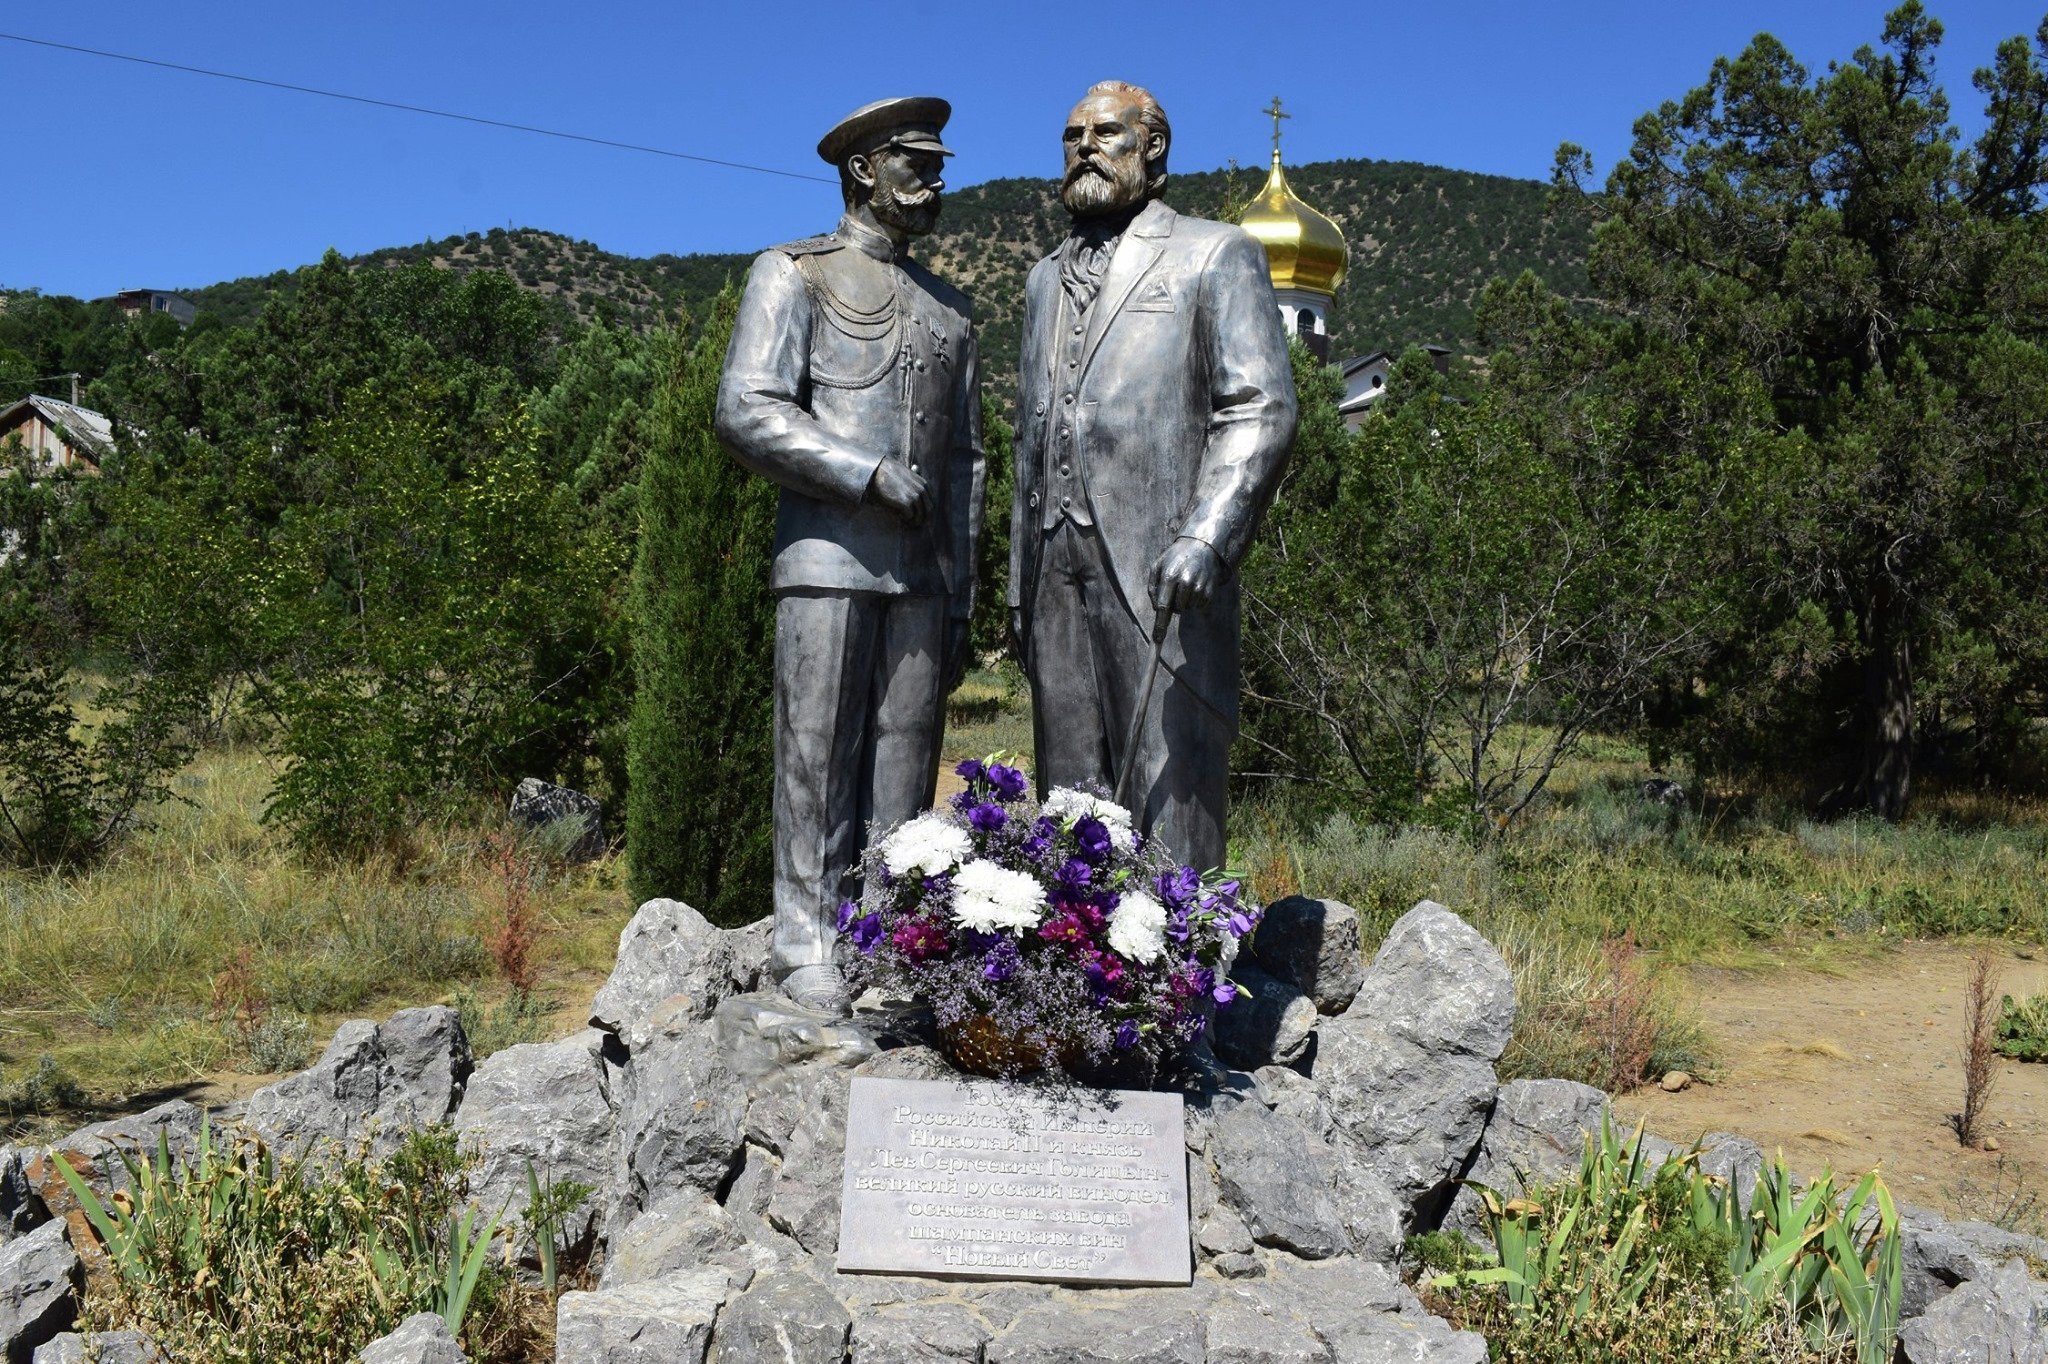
{"left": 1025, "top": 520, "right": 1230, "bottom": 875}
{"left": 770, "top": 589, "right": 948, "bottom": 980}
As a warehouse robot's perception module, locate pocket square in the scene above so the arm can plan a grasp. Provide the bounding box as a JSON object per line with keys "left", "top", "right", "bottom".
{"left": 1127, "top": 277, "right": 1176, "bottom": 312}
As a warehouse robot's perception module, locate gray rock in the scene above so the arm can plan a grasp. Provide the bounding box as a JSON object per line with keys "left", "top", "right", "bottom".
{"left": 1203, "top": 1293, "right": 1330, "bottom": 1363}
{"left": 589, "top": 900, "right": 765, "bottom": 1042}
{"left": 1317, "top": 1313, "right": 1490, "bottom": 1364}
{"left": 610, "top": 997, "right": 746, "bottom": 1224}
{"left": 453, "top": 1032, "right": 612, "bottom": 1252}
{"left": 244, "top": 1007, "right": 472, "bottom": 1158}
{"left": 600, "top": 1190, "right": 747, "bottom": 1289}
{"left": 1694, "top": 1131, "right": 1764, "bottom": 1212}
{"left": 1899, "top": 1204, "right": 2048, "bottom": 1322}
{"left": 1252, "top": 897, "right": 1366, "bottom": 1014}
{"left": 1215, "top": 963, "right": 1319, "bottom": 1071}
{"left": 846, "top": 1301, "right": 991, "bottom": 1362}
{"left": 0, "top": 1221, "right": 79, "bottom": 1364}
{"left": 1198, "top": 1204, "right": 1255, "bottom": 1258}
{"left": 1330, "top": 1147, "right": 1407, "bottom": 1264}
{"left": 1346, "top": 902, "right": 1514, "bottom": 1062}
{"left": 1214, "top": 1251, "right": 1263, "bottom": 1279}
{"left": 26, "top": 1103, "right": 204, "bottom": 1232}
{"left": 1209, "top": 1101, "right": 1348, "bottom": 1260}
{"left": 1314, "top": 902, "right": 1513, "bottom": 1226}
{"left": 0, "top": 1151, "right": 43, "bottom": 1242}
{"left": 1639, "top": 777, "right": 1686, "bottom": 807}
{"left": 1243, "top": 1256, "right": 1415, "bottom": 1326}
{"left": 508, "top": 778, "right": 606, "bottom": 862}
{"left": 711, "top": 1268, "right": 850, "bottom": 1363}
{"left": 1898, "top": 1260, "right": 2043, "bottom": 1364}
{"left": 1444, "top": 1079, "right": 1607, "bottom": 1238}
{"left": 986, "top": 1294, "right": 1205, "bottom": 1363}
{"left": 358, "top": 1311, "right": 466, "bottom": 1364}
{"left": 553, "top": 1266, "right": 729, "bottom": 1364}
{"left": 31, "top": 1332, "right": 159, "bottom": 1364}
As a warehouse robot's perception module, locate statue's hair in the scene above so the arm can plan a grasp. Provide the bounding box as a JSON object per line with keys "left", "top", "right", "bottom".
{"left": 1083, "top": 80, "right": 1170, "bottom": 195}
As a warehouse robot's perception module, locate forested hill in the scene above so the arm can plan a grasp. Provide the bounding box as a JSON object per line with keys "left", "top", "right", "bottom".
{"left": 181, "top": 156, "right": 1587, "bottom": 388}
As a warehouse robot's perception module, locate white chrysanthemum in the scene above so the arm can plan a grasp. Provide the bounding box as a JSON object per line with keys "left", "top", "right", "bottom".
{"left": 879, "top": 813, "right": 972, "bottom": 878}
{"left": 1107, "top": 890, "right": 1168, "bottom": 964}
{"left": 1042, "top": 788, "right": 1138, "bottom": 848}
{"left": 949, "top": 858, "right": 1048, "bottom": 934}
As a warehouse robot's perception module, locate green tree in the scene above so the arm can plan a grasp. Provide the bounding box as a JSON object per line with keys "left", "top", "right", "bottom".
{"left": 1555, "top": 4, "right": 2048, "bottom": 815}
{"left": 625, "top": 293, "right": 778, "bottom": 923}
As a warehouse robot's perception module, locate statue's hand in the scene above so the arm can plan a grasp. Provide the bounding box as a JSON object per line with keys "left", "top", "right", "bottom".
{"left": 869, "top": 459, "right": 933, "bottom": 527}
{"left": 1150, "top": 537, "right": 1224, "bottom": 612}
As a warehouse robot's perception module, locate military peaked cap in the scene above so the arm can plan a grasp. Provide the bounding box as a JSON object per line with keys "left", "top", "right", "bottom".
{"left": 816, "top": 96, "right": 954, "bottom": 166}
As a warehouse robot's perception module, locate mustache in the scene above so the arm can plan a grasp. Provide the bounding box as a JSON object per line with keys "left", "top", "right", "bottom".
{"left": 1065, "top": 159, "right": 1113, "bottom": 185}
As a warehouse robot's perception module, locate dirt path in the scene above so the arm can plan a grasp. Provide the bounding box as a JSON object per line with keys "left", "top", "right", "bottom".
{"left": 1616, "top": 942, "right": 2048, "bottom": 1222}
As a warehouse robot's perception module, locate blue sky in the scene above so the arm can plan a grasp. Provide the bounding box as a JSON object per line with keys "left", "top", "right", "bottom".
{"left": 5, "top": 1, "right": 2043, "bottom": 299}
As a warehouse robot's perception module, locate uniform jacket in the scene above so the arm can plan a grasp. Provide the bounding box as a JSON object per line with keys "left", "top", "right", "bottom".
{"left": 1010, "top": 198, "right": 1297, "bottom": 724}
{"left": 716, "top": 215, "right": 985, "bottom": 619}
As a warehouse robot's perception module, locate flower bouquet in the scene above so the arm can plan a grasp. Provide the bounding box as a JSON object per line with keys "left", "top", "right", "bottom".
{"left": 836, "top": 757, "right": 1259, "bottom": 1080}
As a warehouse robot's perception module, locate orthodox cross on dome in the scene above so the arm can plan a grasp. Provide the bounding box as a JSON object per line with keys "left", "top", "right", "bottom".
{"left": 1264, "top": 96, "right": 1290, "bottom": 158}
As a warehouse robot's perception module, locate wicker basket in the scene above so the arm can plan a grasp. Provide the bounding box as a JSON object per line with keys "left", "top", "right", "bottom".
{"left": 937, "top": 1016, "right": 1067, "bottom": 1078}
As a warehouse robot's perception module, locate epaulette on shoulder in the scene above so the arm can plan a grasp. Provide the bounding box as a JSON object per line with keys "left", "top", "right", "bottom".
{"left": 769, "top": 234, "right": 844, "bottom": 258}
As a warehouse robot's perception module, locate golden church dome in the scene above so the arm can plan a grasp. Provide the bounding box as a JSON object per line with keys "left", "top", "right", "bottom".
{"left": 1239, "top": 149, "right": 1348, "bottom": 298}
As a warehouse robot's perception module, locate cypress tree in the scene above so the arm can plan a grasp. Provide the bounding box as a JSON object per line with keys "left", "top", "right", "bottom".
{"left": 625, "top": 290, "right": 778, "bottom": 924}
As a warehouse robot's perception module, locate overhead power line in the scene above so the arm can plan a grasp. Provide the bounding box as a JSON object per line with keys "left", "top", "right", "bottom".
{"left": 0, "top": 31, "right": 836, "bottom": 185}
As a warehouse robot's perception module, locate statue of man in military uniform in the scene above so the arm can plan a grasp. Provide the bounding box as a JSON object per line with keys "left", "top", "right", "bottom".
{"left": 1010, "top": 81, "right": 1296, "bottom": 876}
{"left": 716, "top": 97, "right": 984, "bottom": 1014}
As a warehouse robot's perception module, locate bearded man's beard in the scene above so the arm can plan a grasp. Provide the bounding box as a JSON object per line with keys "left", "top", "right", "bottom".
{"left": 1061, "top": 150, "right": 1149, "bottom": 218}
{"left": 871, "top": 181, "right": 942, "bottom": 237}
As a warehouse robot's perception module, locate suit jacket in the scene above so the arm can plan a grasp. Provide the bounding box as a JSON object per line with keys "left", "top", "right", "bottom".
{"left": 1010, "top": 198, "right": 1297, "bottom": 725}
{"left": 716, "top": 215, "right": 984, "bottom": 619}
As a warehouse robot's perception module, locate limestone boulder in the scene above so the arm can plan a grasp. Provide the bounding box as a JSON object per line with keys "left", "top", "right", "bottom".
{"left": 985, "top": 1293, "right": 1208, "bottom": 1363}
{"left": 599, "top": 1190, "right": 749, "bottom": 1289}
{"left": 1898, "top": 1259, "right": 2044, "bottom": 1364}
{"left": 609, "top": 997, "right": 747, "bottom": 1226}
{"left": 508, "top": 778, "right": 605, "bottom": 862}
{"left": 0, "top": 1150, "right": 42, "bottom": 1243}
{"left": 24, "top": 1103, "right": 203, "bottom": 1243}
{"left": 1252, "top": 896, "right": 1366, "bottom": 1014}
{"left": 0, "top": 1221, "right": 78, "bottom": 1364}
{"left": 553, "top": 1267, "right": 729, "bottom": 1364}
{"left": 244, "top": 1007, "right": 471, "bottom": 1158}
{"left": 588, "top": 899, "right": 766, "bottom": 1043}
{"left": 31, "top": 1332, "right": 160, "bottom": 1364}
{"left": 453, "top": 1031, "right": 612, "bottom": 1253}
{"left": 1312, "top": 902, "right": 1513, "bottom": 1227}
{"left": 711, "top": 1268, "right": 851, "bottom": 1363}
{"left": 846, "top": 1301, "right": 991, "bottom": 1362}
{"left": 1214, "top": 962, "right": 1319, "bottom": 1071}
{"left": 1208, "top": 1100, "right": 1348, "bottom": 1260}
{"left": 1443, "top": 1079, "right": 1607, "bottom": 1238}
{"left": 357, "top": 1312, "right": 466, "bottom": 1364}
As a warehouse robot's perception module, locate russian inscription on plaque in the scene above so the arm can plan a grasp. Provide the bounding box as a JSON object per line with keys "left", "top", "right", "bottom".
{"left": 836, "top": 1075, "right": 1190, "bottom": 1285}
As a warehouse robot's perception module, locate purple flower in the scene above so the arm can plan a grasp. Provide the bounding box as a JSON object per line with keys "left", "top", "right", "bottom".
{"left": 967, "top": 802, "right": 1008, "bottom": 834}
{"left": 1052, "top": 858, "right": 1093, "bottom": 894}
{"left": 1113, "top": 1020, "right": 1140, "bottom": 1050}
{"left": 834, "top": 900, "right": 858, "bottom": 933}
{"left": 1073, "top": 816, "right": 1112, "bottom": 864}
{"left": 850, "top": 912, "right": 885, "bottom": 954}
{"left": 1226, "top": 911, "right": 1255, "bottom": 937}
{"left": 1171, "top": 965, "right": 1215, "bottom": 1000}
{"left": 1083, "top": 949, "right": 1126, "bottom": 998}
{"left": 890, "top": 916, "right": 951, "bottom": 963}
{"left": 1155, "top": 866, "right": 1200, "bottom": 910}
{"left": 1212, "top": 978, "right": 1239, "bottom": 1006}
{"left": 955, "top": 758, "right": 986, "bottom": 783}
{"left": 988, "top": 762, "right": 1029, "bottom": 800}
{"left": 1038, "top": 909, "right": 1092, "bottom": 947}
{"left": 981, "top": 937, "right": 1020, "bottom": 982}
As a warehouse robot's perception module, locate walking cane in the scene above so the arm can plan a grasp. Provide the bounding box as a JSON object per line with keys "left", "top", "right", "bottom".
{"left": 1112, "top": 604, "right": 1175, "bottom": 811}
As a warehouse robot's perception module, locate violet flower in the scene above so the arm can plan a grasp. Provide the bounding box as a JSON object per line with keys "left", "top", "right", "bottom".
{"left": 1073, "top": 815, "right": 1113, "bottom": 865}
{"left": 850, "top": 912, "right": 885, "bottom": 954}
{"left": 988, "top": 762, "right": 1028, "bottom": 800}
{"left": 967, "top": 802, "right": 1008, "bottom": 834}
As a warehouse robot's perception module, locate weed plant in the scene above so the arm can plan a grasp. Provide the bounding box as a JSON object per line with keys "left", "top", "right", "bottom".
{"left": 1422, "top": 1119, "right": 1901, "bottom": 1364}
{"left": 1994, "top": 992, "right": 2048, "bottom": 1062}
{"left": 53, "top": 1122, "right": 578, "bottom": 1364}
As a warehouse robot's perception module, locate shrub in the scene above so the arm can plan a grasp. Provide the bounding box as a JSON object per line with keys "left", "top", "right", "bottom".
{"left": 1994, "top": 992, "right": 2048, "bottom": 1063}
{"left": 625, "top": 292, "right": 777, "bottom": 926}
{"left": 1, "top": 1055, "right": 85, "bottom": 1132}
{"left": 1431, "top": 1118, "right": 1902, "bottom": 1364}
{"left": 53, "top": 1122, "right": 535, "bottom": 1364}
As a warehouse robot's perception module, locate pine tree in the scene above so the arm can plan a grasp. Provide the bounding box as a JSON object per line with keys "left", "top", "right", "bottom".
{"left": 625, "top": 290, "right": 778, "bottom": 923}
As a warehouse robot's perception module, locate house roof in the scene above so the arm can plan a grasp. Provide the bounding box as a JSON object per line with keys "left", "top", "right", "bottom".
{"left": 0, "top": 394, "right": 115, "bottom": 466}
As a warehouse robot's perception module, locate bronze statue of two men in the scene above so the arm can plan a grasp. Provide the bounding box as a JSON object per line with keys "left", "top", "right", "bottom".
{"left": 714, "top": 84, "right": 1298, "bottom": 1013}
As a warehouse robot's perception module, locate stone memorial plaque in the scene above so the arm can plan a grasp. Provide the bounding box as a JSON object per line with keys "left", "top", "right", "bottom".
{"left": 836, "top": 1075, "right": 1190, "bottom": 1285}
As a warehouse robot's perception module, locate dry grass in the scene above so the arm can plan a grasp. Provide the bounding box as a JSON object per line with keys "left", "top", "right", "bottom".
{"left": 0, "top": 744, "right": 632, "bottom": 1130}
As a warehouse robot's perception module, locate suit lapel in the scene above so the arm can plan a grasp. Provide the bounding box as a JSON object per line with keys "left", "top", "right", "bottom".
{"left": 1077, "top": 200, "right": 1174, "bottom": 381}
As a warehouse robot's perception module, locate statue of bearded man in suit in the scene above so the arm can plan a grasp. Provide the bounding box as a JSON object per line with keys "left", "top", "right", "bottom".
{"left": 1009, "top": 81, "right": 1297, "bottom": 875}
